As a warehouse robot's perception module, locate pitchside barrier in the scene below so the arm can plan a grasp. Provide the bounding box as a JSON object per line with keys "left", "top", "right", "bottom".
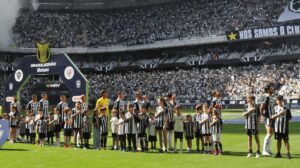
{"left": 4, "top": 53, "right": 89, "bottom": 113}
{"left": 0, "top": 119, "right": 9, "bottom": 148}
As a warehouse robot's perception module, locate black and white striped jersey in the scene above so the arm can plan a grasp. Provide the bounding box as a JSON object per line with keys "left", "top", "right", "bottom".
{"left": 166, "top": 102, "right": 175, "bottom": 123}
{"left": 64, "top": 115, "right": 73, "bottom": 129}
{"left": 72, "top": 108, "right": 83, "bottom": 129}
{"left": 137, "top": 113, "right": 149, "bottom": 134}
{"left": 184, "top": 121, "right": 194, "bottom": 138}
{"left": 39, "top": 99, "right": 49, "bottom": 116}
{"left": 194, "top": 113, "right": 202, "bottom": 131}
{"left": 81, "top": 102, "right": 88, "bottom": 113}
{"left": 99, "top": 115, "right": 108, "bottom": 134}
{"left": 274, "top": 106, "right": 292, "bottom": 134}
{"left": 262, "top": 95, "right": 276, "bottom": 119}
{"left": 26, "top": 101, "right": 39, "bottom": 116}
{"left": 155, "top": 106, "right": 167, "bottom": 128}
{"left": 113, "top": 99, "right": 125, "bottom": 118}
{"left": 82, "top": 115, "right": 91, "bottom": 133}
{"left": 20, "top": 121, "right": 26, "bottom": 134}
{"left": 211, "top": 98, "right": 222, "bottom": 118}
{"left": 10, "top": 102, "right": 21, "bottom": 113}
{"left": 134, "top": 100, "right": 143, "bottom": 113}
{"left": 201, "top": 113, "right": 211, "bottom": 134}
{"left": 53, "top": 114, "right": 61, "bottom": 126}
{"left": 28, "top": 120, "right": 35, "bottom": 133}
{"left": 244, "top": 104, "right": 260, "bottom": 130}
{"left": 125, "top": 112, "right": 137, "bottom": 134}
{"left": 92, "top": 114, "right": 100, "bottom": 128}
{"left": 37, "top": 119, "right": 48, "bottom": 133}
{"left": 47, "top": 118, "right": 54, "bottom": 132}
{"left": 9, "top": 111, "right": 19, "bottom": 126}
{"left": 211, "top": 116, "right": 221, "bottom": 134}
{"left": 57, "top": 102, "right": 68, "bottom": 120}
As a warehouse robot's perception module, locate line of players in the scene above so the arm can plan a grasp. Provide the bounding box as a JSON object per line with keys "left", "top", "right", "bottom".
{"left": 5, "top": 83, "right": 292, "bottom": 158}
{"left": 7, "top": 94, "right": 90, "bottom": 148}
{"left": 94, "top": 90, "right": 224, "bottom": 154}
{"left": 6, "top": 90, "right": 224, "bottom": 154}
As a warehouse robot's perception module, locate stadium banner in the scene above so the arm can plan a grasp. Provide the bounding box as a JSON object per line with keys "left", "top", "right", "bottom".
{"left": 0, "top": 120, "right": 9, "bottom": 148}
{"left": 4, "top": 53, "right": 89, "bottom": 112}
{"left": 278, "top": 1, "right": 300, "bottom": 22}
{"left": 226, "top": 25, "right": 300, "bottom": 41}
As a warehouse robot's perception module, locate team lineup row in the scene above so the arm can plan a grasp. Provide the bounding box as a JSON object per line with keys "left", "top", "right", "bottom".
{"left": 4, "top": 84, "right": 292, "bottom": 159}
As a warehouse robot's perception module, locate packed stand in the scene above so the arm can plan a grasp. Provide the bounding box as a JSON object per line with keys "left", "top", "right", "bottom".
{"left": 12, "top": 0, "right": 288, "bottom": 48}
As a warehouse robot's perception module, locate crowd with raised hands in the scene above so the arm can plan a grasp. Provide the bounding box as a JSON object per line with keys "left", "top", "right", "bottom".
{"left": 12, "top": 0, "right": 287, "bottom": 48}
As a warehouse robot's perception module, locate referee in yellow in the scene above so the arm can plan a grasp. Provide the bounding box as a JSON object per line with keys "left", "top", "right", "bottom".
{"left": 96, "top": 90, "right": 110, "bottom": 116}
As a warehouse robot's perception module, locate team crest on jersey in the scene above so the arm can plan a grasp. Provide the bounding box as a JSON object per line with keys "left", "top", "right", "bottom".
{"left": 36, "top": 42, "right": 51, "bottom": 63}
{"left": 289, "top": 0, "right": 300, "bottom": 13}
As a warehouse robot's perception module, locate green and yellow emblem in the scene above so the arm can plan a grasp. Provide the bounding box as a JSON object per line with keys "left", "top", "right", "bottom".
{"left": 36, "top": 42, "right": 51, "bottom": 63}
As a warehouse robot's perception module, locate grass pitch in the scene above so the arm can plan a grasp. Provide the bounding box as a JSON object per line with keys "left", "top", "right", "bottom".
{"left": 0, "top": 111, "right": 299, "bottom": 168}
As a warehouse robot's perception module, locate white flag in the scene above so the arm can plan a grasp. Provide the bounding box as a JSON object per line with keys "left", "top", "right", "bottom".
{"left": 278, "top": 0, "right": 300, "bottom": 22}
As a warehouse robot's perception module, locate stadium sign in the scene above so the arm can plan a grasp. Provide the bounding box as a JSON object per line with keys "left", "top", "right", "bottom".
{"left": 226, "top": 25, "right": 300, "bottom": 41}
{"left": 4, "top": 53, "right": 89, "bottom": 112}
{"left": 72, "top": 95, "right": 83, "bottom": 102}
{"left": 46, "top": 83, "right": 61, "bottom": 88}
{"left": 36, "top": 42, "right": 51, "bottom": 64}
{"left": 31, "top": 62, "right": 56, "bottom": 73}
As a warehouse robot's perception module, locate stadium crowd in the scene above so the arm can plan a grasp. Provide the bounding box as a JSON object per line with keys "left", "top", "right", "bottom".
{"left": 12, "top": 0, "right": 287, "bottom": 48}
{"left": 86, "top": 62, "right": 300, "bottom": 102}
{"left": 1, "top": 61, "right": 300, "bottom": 104}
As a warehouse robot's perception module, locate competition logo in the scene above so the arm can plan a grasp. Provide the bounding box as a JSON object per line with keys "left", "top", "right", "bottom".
{"left": 14, "top": 69, "right": 24, "bottom": 82}
{"left": 76, "top": 80, "right": 81, "bottom": 88}
{"left": 64, "top": 66, "right": 75, "bottom": 80}
{"left": 36, "top": 42, "right": 51, "bottom": 63}
{"left": 289, "top": 0, "right": 300, "bottom": 13}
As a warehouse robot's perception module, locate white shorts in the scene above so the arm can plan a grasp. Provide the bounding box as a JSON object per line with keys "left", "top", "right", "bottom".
{"left": 212, "top": 133, "right": 221, "bottom": 142}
